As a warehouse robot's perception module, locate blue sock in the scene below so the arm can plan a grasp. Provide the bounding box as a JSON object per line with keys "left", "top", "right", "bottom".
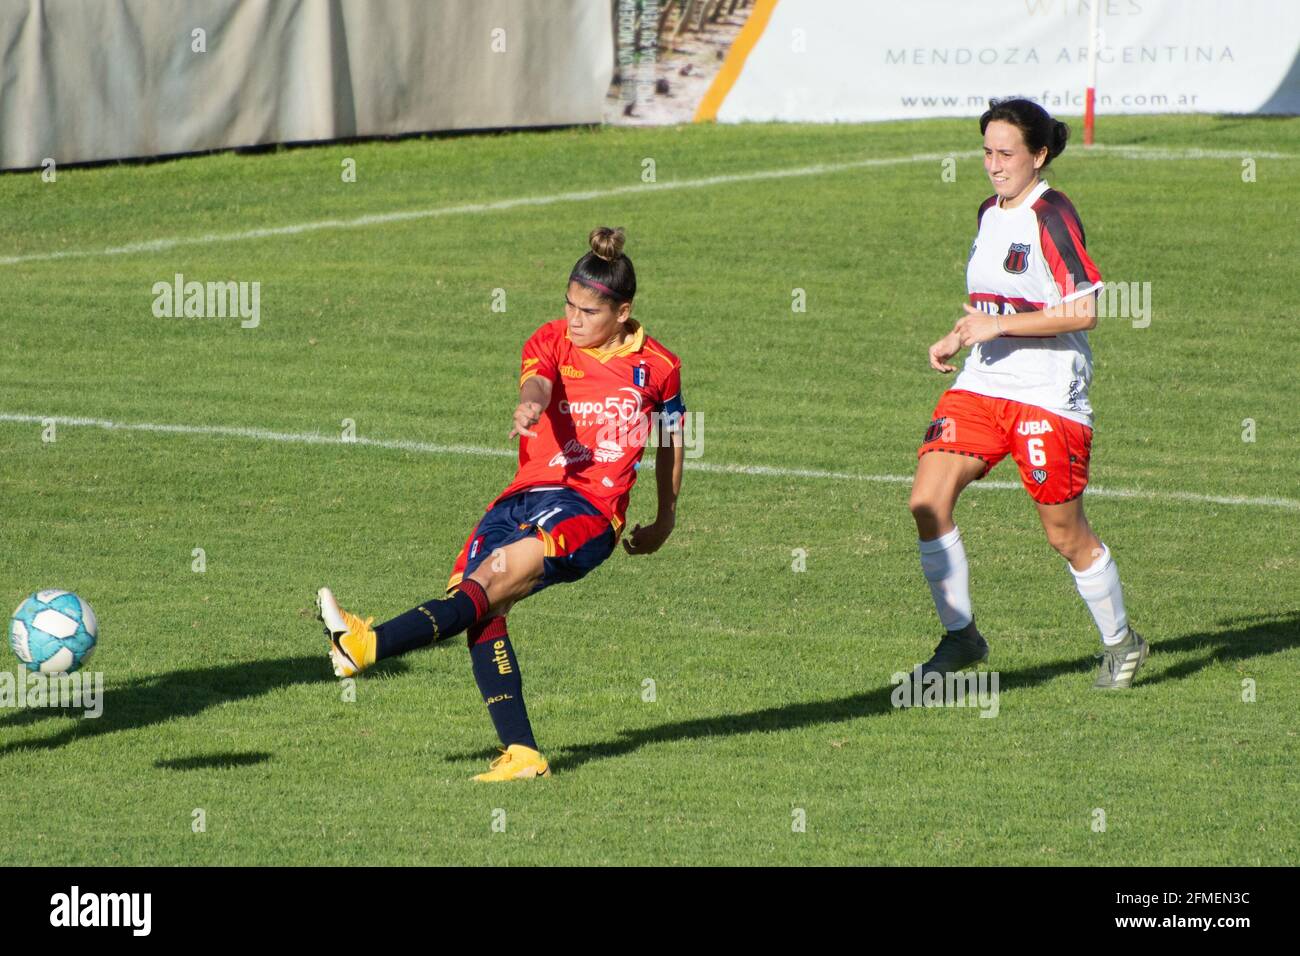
{"left": 468, "top": 618, "right": 538, "bottom": 751}
{"left": 374, "top": 579, "right": 489, "bottom": 660}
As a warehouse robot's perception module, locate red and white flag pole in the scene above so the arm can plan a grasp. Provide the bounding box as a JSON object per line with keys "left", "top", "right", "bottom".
{"left": 1084, "top": 0, "right": 1101, "bottom": 146}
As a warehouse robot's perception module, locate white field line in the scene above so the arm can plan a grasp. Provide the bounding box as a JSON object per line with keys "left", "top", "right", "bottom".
{"left": 2, "top": 412, "right": 1296, "bottom": 512}
{"left": 0, "top": 152, "right": 963, "bottom": 267}
{"left": 1084, "top": 144, "right": 1295, "bottom": 160}
{"left": 2, "top": 144, "right": 1289, "bottom": 268}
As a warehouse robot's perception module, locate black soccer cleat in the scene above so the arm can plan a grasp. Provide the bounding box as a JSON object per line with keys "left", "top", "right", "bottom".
{"left": 919, "top": 621, "right": 990, "bottom": 679}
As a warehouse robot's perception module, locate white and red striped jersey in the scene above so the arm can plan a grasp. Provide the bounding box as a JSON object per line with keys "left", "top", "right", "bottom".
{"left": 952, "top": 179, "right": 1104, "bottom": 426}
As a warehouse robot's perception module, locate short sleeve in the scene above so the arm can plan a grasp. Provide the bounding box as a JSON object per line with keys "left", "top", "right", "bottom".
{"left": 519, "top": 324, "right": 560, "bottom": 388}
{"left": 1037, "top": 201, "right": 1103, "bottom": 302}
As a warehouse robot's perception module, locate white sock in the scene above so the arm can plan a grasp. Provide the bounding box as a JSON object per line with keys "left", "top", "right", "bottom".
{"left": 1070, "top": 544, "right": 1129, "bottom": 645}
{"left": 919, "top": 526, "right": 972, "bottom": 632}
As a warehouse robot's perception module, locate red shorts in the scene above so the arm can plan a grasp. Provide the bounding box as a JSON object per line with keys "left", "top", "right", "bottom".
{"left": 917, "top": 389, "right": 1093, "bottom": 505}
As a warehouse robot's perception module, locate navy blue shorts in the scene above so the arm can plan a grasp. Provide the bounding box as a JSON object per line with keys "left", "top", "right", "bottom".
{"left": 447, "top": 487, "right": 617, "bottom": 595}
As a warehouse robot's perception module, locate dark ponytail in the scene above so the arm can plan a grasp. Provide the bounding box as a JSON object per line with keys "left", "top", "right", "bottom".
{"left": 569, "top": 226, "right": 636, "bottom": 303}
{"left": 979, "top": 97, "right": 1069, "bottom": 168}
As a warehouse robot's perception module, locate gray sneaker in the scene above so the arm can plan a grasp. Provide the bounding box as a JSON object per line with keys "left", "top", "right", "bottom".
{"left": 1092, "top": 627, "right": 1149, "bottom": 689}
{"left": 920, "top": 621, "right": 989, "bottom": 678}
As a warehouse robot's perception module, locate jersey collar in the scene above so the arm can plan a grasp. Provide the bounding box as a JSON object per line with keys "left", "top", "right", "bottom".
{"left": 998, "top": 178, "right": 1050, "bottom": 211}
{"left": 569, "top": 321, "right": 645, "bottom": 363}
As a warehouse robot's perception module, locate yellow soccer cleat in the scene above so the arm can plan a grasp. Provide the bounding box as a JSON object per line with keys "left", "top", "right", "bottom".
{"left": 472, "top": 744, "right": 551, "bottom": 782}
{"left": 315, "top": 587, "right": 377, "bottom": 677}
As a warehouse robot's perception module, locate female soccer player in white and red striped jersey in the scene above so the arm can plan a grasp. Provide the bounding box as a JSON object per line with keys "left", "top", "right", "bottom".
{"left": 909, "top": 98, "right": 1147, "bottom": 689}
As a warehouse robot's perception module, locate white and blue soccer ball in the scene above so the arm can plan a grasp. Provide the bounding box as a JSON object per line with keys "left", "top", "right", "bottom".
{"left": 9, "top": 590, "right": 98, "bottom": 674}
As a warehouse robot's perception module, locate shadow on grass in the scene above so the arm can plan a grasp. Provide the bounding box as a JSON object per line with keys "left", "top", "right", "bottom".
{"left": 5, "top": 614, "right": 1294, "bottom": 769}
{"left": 0, "top": 655, "right": 409, "bottom": 758}
{"left": 1133, "top": 612, "right": 1299, "bottom": 687}
{"left": 536, "top": 611, "right": 1300, "bottom": 773}
{"left": 155, "top": 751, "right": 273, "bottom": 771}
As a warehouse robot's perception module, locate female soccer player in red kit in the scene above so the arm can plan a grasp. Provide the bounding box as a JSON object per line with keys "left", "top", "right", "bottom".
{"left": 316, "top": 227, "right": 687, "bottom": 780}
{"left": 910, "top": 98, "right": 1147, "bottom": 689}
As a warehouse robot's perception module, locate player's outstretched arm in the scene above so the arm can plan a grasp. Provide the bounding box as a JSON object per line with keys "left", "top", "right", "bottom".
{"left": 624, "top": 428, "right": 683, "bottom": 556}
{"left": 509, "top": 375, "right": 553, "bottom": 439}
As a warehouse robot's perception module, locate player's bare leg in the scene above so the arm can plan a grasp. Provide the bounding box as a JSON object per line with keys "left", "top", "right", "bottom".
{"left": 909, "top": 450, "right": 985, "bottom": 540}
{"left": 465, "top": 535, "right": 545, "bottom": 615}
{"left": 1036, "top": 498, "right": 1147, "bottom": 688}
{"left": 1034, "top": 497, "right": 1101, "bottom": 571}
{"left": 909, "top": 452, "right": 989, "bottom": 677}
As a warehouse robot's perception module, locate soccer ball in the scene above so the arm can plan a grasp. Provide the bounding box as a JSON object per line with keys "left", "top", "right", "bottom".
{"left": 9, "top": 590, "right": 98, "bottom": 674}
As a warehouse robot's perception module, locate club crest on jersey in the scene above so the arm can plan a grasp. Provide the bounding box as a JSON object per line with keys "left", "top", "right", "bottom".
{"left": 632, "top": 363, "right": 648, "bottom": 388}
{"left": 1031, "top": 469, "right": 1048, "bottom": 484}
{"left": 1003, "top": 242, "right": 1031, "bottom": 274}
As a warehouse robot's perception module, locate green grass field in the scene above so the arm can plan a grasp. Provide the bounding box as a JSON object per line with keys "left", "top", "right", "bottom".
{"left": 0, "top": 115, "right": 1296, "bottom": 865}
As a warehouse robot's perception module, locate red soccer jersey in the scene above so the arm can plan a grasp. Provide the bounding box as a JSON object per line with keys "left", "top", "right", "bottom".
{"left": 494, "top": 318, "right": 686, "bottom": 530}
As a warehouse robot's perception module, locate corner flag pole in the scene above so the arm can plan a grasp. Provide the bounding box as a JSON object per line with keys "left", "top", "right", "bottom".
{"left": 1084, "top": 0, "right": 1100, "bottom": 145}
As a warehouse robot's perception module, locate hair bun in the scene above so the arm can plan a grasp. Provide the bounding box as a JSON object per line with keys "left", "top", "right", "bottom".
{"left": 589, "top": 226, "right": 626, "bottom": 261}
{"left": 1051, "top": 119, "right": 1070, "bottom": 158}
